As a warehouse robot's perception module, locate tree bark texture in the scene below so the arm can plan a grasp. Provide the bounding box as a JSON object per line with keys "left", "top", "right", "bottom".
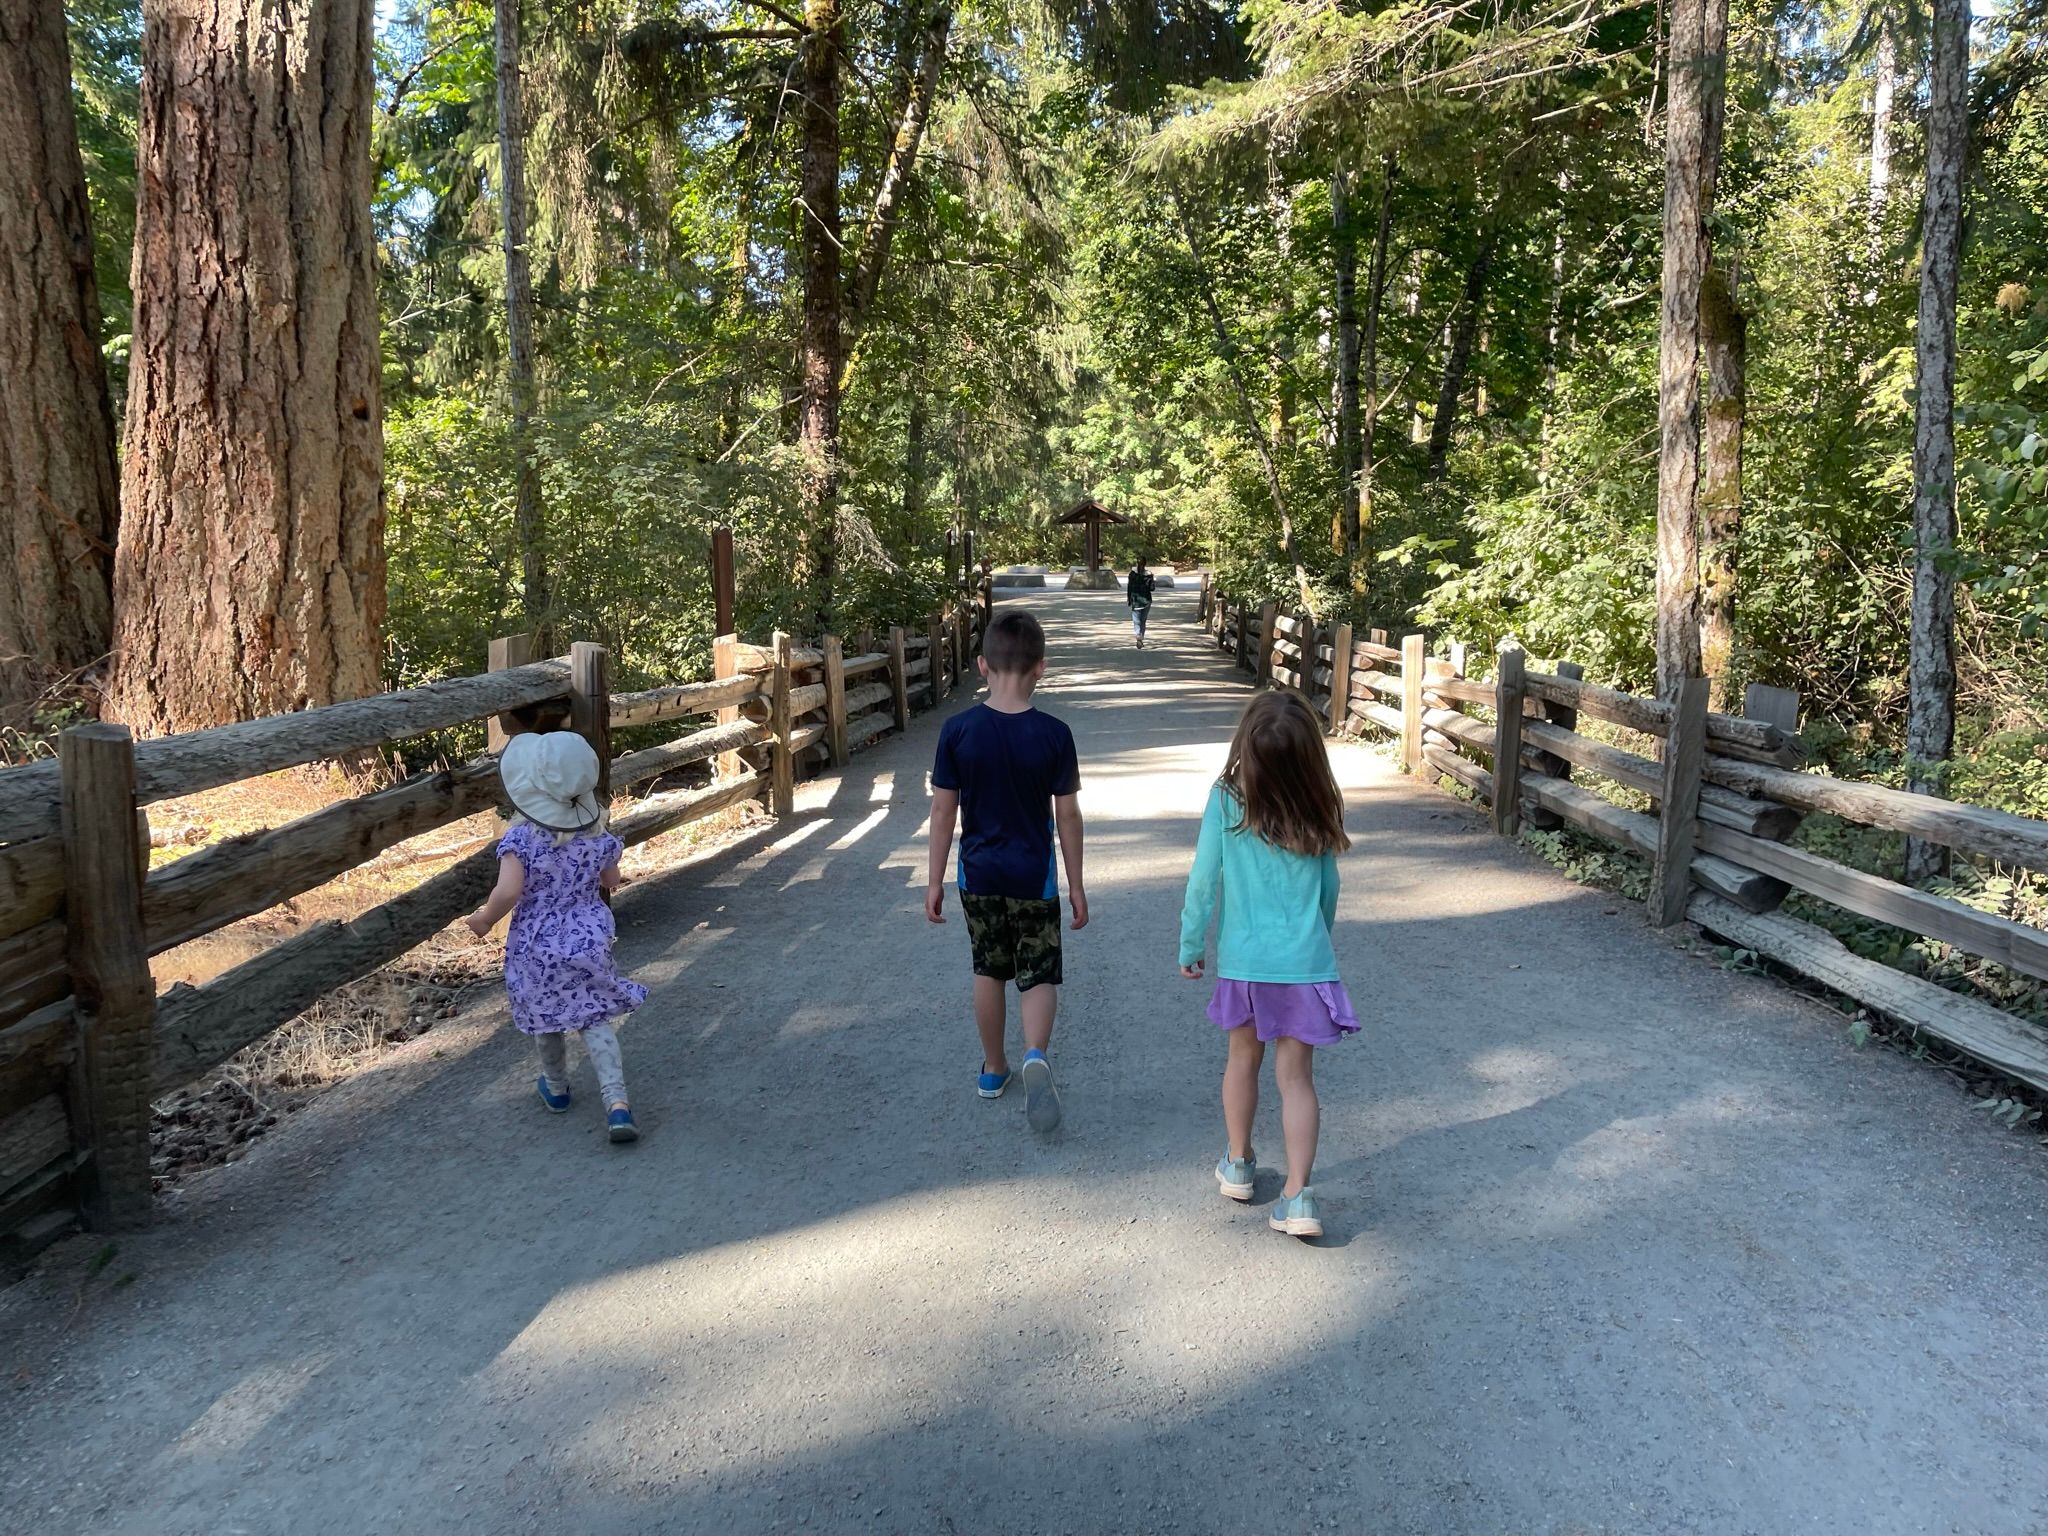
{"left": 1330, "top": 168, "right": 1361, "bottom": 556}
{"left": 1425, "top": 226, "right": 1497, "bottom": 480}
{"left": 110, "top": 0, "right": 385, "bottom": 734}
{"left": 1356, "top": 160, "right": 1394, "bottom": 590}
{"left": 1698, "top": 258, "right": 1746, "bottom": 710}
{"left": 1654, "top": 0, "right": 1713, "bottom": 698}
{"left": 495, "top": 0, "right": 546, "bottom": 626}
{"left": 1869, "top": 16, "right": 1896, "bottom": 235}
{"left": 1904, "top": 0, "right": 1967, "bottom": 882}
{"left": 798, "top": 0, "right": 844, "bottom": 624}
{"left": 0, "top": 0, "right": 121, "bottom": 708}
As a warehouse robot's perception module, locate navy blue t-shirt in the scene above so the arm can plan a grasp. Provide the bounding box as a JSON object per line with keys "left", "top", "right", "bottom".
{"left": 931, "top": 704, "right": 1081, "bottom": 899}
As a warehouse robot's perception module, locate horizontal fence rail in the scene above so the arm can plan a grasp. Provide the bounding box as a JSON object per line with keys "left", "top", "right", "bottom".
{"left": 0, "top": 577, "right": 994, "bottom": 1253}
{"left": 1202, "top": 584, "right": 2048, "bottom": 1097}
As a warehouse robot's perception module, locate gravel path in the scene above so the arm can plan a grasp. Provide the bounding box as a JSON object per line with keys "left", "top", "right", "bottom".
{"left": 4, "top": 588, "right": 2046, "bottom": 1536}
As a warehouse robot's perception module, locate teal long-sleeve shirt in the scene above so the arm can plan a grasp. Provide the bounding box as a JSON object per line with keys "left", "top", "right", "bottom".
{"left": 1177, "top": 783, "right": 1341, "bottom": 982}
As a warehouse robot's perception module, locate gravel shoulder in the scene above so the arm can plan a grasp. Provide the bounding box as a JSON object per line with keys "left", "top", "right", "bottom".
{"left": 4, "top": 589, "right": 2046, "bottom": 1536}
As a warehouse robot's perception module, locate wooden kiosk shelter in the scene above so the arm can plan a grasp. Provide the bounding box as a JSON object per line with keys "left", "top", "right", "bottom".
{"left": 1060, "top": 497, "right": 1129, "bottom": 590}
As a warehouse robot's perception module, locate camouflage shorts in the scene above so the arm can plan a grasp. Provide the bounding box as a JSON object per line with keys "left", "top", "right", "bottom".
{"left": 961, "top": 893, "right": 1063, "bottom": 992}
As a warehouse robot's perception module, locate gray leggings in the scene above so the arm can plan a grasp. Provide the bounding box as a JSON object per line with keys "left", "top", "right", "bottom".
{"left": 536, "top": 1024, "right": 627, "bottom": 1106}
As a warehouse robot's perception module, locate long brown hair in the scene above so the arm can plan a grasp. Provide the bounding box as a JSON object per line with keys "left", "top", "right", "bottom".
{"left": 1220, "top": 691, "right": 1351, "bottom": 856}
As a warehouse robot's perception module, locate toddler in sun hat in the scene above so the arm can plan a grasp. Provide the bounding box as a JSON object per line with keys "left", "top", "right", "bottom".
{"left": 466, "top": 731, "right": 648, "bottom": 1143}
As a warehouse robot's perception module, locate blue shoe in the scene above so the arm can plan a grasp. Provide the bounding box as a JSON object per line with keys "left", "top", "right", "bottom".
{"left": 1215, "top": 1149, "right": 1256, "bottom": 1201}
{"left": 1268, "top": 1187, "right": 1323, "bottom": 1239}
{"left": 1021, "top": 1049, "right": 1061, "bottom": 1133}
{"left": 607, "top": 1106, "right": 639, "bottom": 1144}
{"left": 978, "top": 1063, "right": 1012, "bottom": 1099}
{"left": 537, "top": 1077, "right": 571, "bottom": 1113}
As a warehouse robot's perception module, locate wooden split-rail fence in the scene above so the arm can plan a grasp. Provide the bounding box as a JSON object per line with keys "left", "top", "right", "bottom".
{"left": 1197, "top": 578, "right": 2048, "bottom": 1095}
{"left": 0, "top": 591, "right": 990, "bottom": 1256}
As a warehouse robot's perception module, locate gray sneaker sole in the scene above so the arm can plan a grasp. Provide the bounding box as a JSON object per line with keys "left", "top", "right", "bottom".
{"left": 1022, "top": 1058, "right": 1061, "bottom": 1132}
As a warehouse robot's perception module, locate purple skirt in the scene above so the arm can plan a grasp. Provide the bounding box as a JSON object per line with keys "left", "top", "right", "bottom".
{"left": 1207, "top": 979, "right": 1360, "bottom": 1046}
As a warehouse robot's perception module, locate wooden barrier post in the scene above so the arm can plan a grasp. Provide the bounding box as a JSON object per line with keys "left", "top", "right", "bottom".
{"left": 713, "top": 634, "right": 745, "bottom": 779}
{"left": 711, "top": 526, "right": 735, "bottom": 639}
{"left": 1256, "top": 602, "right": 1278, "bottom": 687}
{"left": 1199, "top": 571, "right": 1212, "bottom": 622}
{"left": 768, "top": 630, "right": 795, "bottom": 816}
{"left": 887, "top": 626, "right": 911, "bottom": 732}
{"left": 1524, "top": 658, "right": 1582, "bottom": 831}
{"left": 569, "top": 642, "right": 611, "bottom": 803}
{"left": 1649, "top": 675, "right": 1711, "bottom": 927}
{"left": 1296, "top": 612, "right": 1318, "bottom": 703}
{"left": 927, "top": 611, "right": 945, "bottom": 706}
{"left": 1327, "top": 622, "right": 1353, "bottom": 734}
{"left": 1370, "top": 627, "right": 1388, "bottom": 646}
{"left": 823, "top": 635, "right": 849, "bottom": 767}
{"left": 61, "top": 724, "right": 156, "bottom": 1230}
{"left": 1400, "top": 632, "right": 1425, "bottom": 774}
{"left": 486, "top": 632, "right": 537, "bottom": 753}
{"left": 1492, "top": 642, "right": 1527, "bottom": 836}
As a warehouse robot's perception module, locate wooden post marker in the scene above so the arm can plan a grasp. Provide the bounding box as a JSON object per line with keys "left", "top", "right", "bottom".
{"left": 887, "top": 626, "right": 911, "bottom": 733}
{"left": 60, "top": 724, "right": 156, "bottom": 1230}
{"left": 569, "top": 642, "right": 612, "bottom": 803}
{"left": 1524, "top": 658, "right": 1582, "bottom": 831}
{"left": 1492, "top": 642, "right": 1527, "bottom": 836}
{"left": 768, "top": 630, "right": 795, "bottom": 817}
{"left": 1257, "top": 602, "right": 1278, "bottom": 687}
{"left": 1296, "top": 611, "right": 1318, "bottom": 702}
{"left": 711, "top": 526, "right": 735, "bottom": 638}
{"left": 713, "top": 634, "right": 744, "bottom": 779}
{"left": 486, "top": 632, "right": 537, "bottom": 753}
{"left": 1400, "top": 632, "right": 1426, "bottom": 774}
{"left": 1649, "top": 675, "right": 1711, "bottom": 927}
{"left": 927, "top": 611, "right": 946, "bottom": 706}
{"left": 1327, "top": 622, "right": 1354, "bottom": 734}
{"left": 823, "top": 635, "right": 849, "bottom": 768}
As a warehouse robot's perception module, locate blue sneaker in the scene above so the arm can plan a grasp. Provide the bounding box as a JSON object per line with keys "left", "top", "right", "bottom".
{"left": 978, "top": 1063, "right": 1012, "bottom": 1099}
{"left": 1215, "top": 1149, "right": 1256, "bottom": 1201}
{"left": 536, "top": 1077, "right": 571, "bottom": 1113}
{"left": 1268, "top": 1187, "right": 1323, "bottom": 1239}
{"left": 1021, "top": 1049, "right": 1061, "bottom": 1132}
{"left": 607, "top": 1106, "right": 639, "bottom": 1144}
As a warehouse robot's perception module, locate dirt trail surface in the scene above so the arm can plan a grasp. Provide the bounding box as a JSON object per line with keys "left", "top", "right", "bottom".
{"left": 6, "top": 590, "right": 2048, "bottom": 1536}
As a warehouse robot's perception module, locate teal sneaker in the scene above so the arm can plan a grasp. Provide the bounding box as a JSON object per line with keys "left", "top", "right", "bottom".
{"left": 1215, "top": 1150, "right": 1256, "bottom": 1201}
{"left": 1021, "top": 1049, "right": 1061, "bottom": 1132}
{"left": 1268, "top": 1187, "right": 1323, "bottom": 1239}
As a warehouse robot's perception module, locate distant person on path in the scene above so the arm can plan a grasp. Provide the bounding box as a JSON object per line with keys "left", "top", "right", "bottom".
{"left": 1178, "top": 691, "right": 1356, "bottom": 1239}
{"left": 1126, "top": 558, "right": 1157, "bottom": 648}
{"left": 925, "top": 610, "right": 1089, "bottom": 1132}
{"left": 467, "top": 732, "right": 648, "bottom": 1144}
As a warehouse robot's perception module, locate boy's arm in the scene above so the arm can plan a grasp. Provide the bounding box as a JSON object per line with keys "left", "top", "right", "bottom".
{"left": 466, "top": 852, "right": 526, "bottom": 937}
{"left": 1178, "top": 788, "right": 1224, "bottom": 973}
{"left": 925, "top": 787, "right": 959, "bottom": 923}
{"left": 1054, "top": 792, "right": 1087, "bottom": 929}
{"left": 1319, "top": 851, "right": 1339, "bottom": 932}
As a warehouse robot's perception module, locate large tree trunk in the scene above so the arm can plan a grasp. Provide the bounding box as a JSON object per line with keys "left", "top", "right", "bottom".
{"left": 1425, "top": 226, "right": 1497, "bottom": 480}
{"left": 1355, "top": 159, "right": 1394, "bottom": 593}
{"left": 110, "top": 0, "right": 385, "bottom": 734}
{"left": 848, "top": 6, "right": 949, "bottom": 334}
{"left": 0, "top": 0, "right": 121, "bottom": 711}
{"left": 1698, "top": 258, "right": 1746, "bottom": 709}
{"left": 797, "top": 0, "right": 844, "bottom": 625}
{"left": 1654, "top": 0, "right": 1717, "bottom": 698}
{"left": 496, "top": 0, "right": 546, "bottom": 625}
{"left": 1330, "top": 169, "right": 1360, "bottom": 555}
{"left": 1869, "top": 15, "right": 1896, "bottom": 234}
{"left": 1904, "top": 0, "right": 1967, "bottom": 883}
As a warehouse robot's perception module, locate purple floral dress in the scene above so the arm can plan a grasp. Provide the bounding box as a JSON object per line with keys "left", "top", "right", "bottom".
{"left": 496, "top": 822, "right": 648, "bottom": 1035}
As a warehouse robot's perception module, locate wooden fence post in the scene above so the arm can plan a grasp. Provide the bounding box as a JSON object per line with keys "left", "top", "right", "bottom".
{"left": 1370, "top": 627, "right": 1388, "bottom": 646}
{"left": 713, "top": 634, "right": 745, "bottom": 779}
{"left": 1234, "top": 604, "right": 1250, "bottom": 669}
{"left": 569, "top": 642, "right": 611, "bottom": 803}
{"left": 61, "top": 724, "right": 156, "bottom": 1230}
{"left": 1257, "top": 602, "right": 1278, "bottom": 687}
{"left": 1199, "top": 571, "right": 1212, "bottom": 621}
{"left": 1296, "top": 611, "right": 1318, "bottom": 703}
{"left": 711, "top": 526, "right": 735, "bottom": 639}
{"left": 887, "top": 626, "right": 911, "bottom": 732}
{"left": 823, "top": 635, "right": 849, "bottom": 767}
{"left": 769, "top": 630, "right": 795, "bottom": 817}
{"left": 927, "top": 611, "right": 946, "bottom": 706}
{"left": 1524, "top": 658, "right": 1582, "bottom": 832}
{"left": 1492, "top": 643, "right": 1527, "bottom": 836}
{"left": 1327, "top": 622, "right": 1353, "bottom": 734}
{"left": 1400, "top": 632, "right": 1425, "bottom": 774}
{"left": 486, "top": 632, "right": 537, "bottom": 753}
{"left": 1649, "top": 675, "right": 1711, "bottom": 927}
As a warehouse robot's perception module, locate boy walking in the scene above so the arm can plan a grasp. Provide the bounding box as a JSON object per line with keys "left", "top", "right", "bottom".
{"left": 926, "top": 610, "right": 1088, "bottom": 1131}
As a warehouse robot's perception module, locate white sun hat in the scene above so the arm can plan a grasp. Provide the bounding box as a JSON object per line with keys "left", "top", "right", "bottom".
{"left": 499, "top": 730, "right": 604, "bottom": 834}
